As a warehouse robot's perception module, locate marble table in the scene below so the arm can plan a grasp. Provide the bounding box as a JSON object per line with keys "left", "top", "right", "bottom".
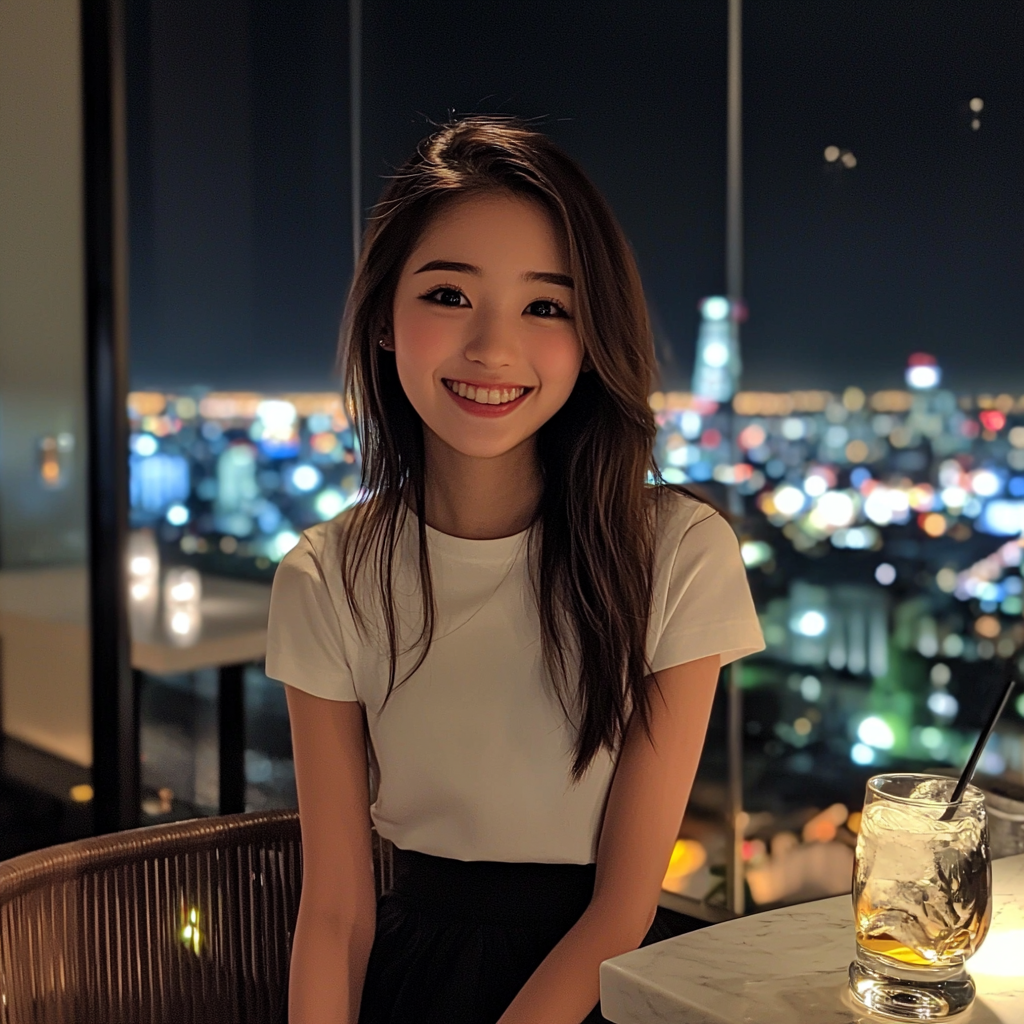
{"left": 601, "top": 853, "right": 1024, "bottom": 1023}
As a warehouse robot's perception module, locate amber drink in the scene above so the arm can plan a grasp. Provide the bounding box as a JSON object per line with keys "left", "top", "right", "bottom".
{"left": 849, "top": 774, "right": 991, "bottom": 1019}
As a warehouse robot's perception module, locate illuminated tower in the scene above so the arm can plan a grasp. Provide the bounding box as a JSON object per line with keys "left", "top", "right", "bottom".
{"left": 692, "top": 296, "right": 743, "bottom": 402}
{"left": 905, "top": 352, "right": 941, "bottom": 390}
{"left": 691, "top": 0, "right": 746, "bottom": 406}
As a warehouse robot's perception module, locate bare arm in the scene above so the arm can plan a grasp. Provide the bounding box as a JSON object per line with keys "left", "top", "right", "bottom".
{"left": 285, "top": 685, "right": 377, "bottom": 1024}
{"left": 496, "top": 654, "right": 721, "bottom": 1024}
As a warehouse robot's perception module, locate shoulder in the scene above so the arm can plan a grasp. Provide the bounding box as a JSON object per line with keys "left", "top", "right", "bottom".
{"left": 651, "top": 486, "right": 732, "bottom": 551}
{"left": 266, "top": 512, "right": 361, "bottom": 698}
{"left": 648, "top": 486, "right": 744, "bottom": 585}
{"left": 647, "top": 487, "right": 764, "bottom": 671}
{"left": 272, "top": 506, "right": 359, "bottom": 596}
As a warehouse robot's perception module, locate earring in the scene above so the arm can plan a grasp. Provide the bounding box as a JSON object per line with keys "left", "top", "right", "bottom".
{"left": 378, "top": 337, "right": 388, "bottom": 349}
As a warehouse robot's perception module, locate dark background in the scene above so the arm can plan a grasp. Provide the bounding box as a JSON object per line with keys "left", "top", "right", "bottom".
{"left": 125, "top": 0, "right": 1023, "bottom": 394}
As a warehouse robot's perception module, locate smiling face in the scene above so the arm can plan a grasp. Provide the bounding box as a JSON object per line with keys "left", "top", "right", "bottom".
{"left": 390, "top": 192, "right": 584, "bottom": 461}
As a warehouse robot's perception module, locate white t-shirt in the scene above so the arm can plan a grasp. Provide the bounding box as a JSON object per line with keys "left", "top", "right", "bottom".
{"left": 265, "top": 489, "right": 764, "bottom": 865}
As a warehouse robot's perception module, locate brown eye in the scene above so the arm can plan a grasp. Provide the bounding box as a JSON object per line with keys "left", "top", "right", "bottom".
{"left": 526, "top": 299, "right": 568, "bottom": 318}
{"left": 424, "top": 287, "right": 469, "bottom": 307}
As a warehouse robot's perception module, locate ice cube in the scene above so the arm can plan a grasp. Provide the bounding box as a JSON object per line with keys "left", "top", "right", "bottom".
{"left": 862, "top": 790, "right": 983, "bottom": 841}
{"left": 866, "top": 830, "right": 935, "bottom": 882}
{"left": 909, "top": 777, "right": 956, "bottom": 804}
{"left": 862, "top": 799, "right": 942, "bottom": 838}
{"left": 861, "top": 905, "right": 933, "bottom": 954}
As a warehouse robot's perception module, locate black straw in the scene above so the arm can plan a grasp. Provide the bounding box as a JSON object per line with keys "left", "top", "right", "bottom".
{"left": 939, "top": 665, "right": 1018, "bottom": 822}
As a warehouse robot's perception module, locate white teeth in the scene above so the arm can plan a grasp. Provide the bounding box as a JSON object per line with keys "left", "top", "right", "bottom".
{"left": 445, "top": 380, "right": 527, "bottom": 405}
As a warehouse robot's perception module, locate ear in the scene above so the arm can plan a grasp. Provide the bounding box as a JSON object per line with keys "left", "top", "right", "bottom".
{"left": 378, "top": 326, "right": 395, "bottom": 352}
{"left": 580, "top": 352, "right": 593, "bottom": 373}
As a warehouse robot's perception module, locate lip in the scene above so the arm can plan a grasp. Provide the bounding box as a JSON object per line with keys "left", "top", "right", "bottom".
{"left": 441, "top": 379, "right": 533, "bottom": 418}
{"left": 443, "top": 377, "right": 531, "bottom": 391}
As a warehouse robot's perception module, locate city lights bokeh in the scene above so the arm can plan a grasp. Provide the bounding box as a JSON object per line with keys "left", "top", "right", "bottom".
{"left": 126, "top": 378, "right": 1024, "bottom": 843}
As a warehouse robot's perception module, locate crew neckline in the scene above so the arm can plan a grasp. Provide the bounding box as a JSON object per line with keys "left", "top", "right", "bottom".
{"left": 420, "top": 516, "right": 531, "bottom": 562}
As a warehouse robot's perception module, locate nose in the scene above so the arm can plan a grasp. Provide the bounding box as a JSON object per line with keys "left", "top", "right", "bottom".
{"left": 462, "top": 308, "right": 517, "bottom": 369}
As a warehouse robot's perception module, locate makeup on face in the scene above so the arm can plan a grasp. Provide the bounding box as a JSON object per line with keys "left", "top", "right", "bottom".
{"left": 391, "top": 194, "right": 583, "bottom": 460}
{"left": 441, "top": 377, "right": 533, "bottom": 417}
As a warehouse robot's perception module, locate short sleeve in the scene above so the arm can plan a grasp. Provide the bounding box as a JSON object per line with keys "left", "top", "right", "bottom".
{"left": 265, "top": 533, "right": 359, "bottom": 702}
{"left": 650, "top": 509, "right": 765, "bottom": 674}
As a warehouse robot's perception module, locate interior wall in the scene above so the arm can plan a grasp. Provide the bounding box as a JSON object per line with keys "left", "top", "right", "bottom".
{"left": 0, "top": 0, "right": 92, "bottom": 766}
{"left": 0, "top": 0, "right": 88, "bottom": 569}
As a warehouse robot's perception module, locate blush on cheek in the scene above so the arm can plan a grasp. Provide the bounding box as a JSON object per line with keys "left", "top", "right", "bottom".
{"left": 394, "top": 305, "right": 461, "bottom": 365}
{"left": 392, "top": 316, "right": 459, "bottom": 419}
{"left": 529, "top": 334, "right": 583, "bottom": 397}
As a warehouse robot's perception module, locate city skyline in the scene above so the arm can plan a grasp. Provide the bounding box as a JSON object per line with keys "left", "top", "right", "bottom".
{"left": 120, "top": 374, "right": 1024, "bottom": 821}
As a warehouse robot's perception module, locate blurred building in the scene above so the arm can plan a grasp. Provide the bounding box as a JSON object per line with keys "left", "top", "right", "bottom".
{"left": 652, "top": 373, "right": 1024, "bottom": 788}
{"left": 125, "top": 376, "right": 1024, "bottom": 906}
{"left": 129, "top": 380, "right": 1024, "bottom": 773}
{"left": 127, "top": 390, "right": 360, "bottom": 572}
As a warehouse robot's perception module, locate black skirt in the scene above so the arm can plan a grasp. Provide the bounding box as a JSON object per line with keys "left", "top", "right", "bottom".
{"left": 358, "top": 845, "right": 682, "bottom": 1024}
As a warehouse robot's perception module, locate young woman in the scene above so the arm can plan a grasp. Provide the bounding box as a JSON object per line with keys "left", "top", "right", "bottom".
{"left": 266, "top": 116, "right": 764, "bottom": 1024}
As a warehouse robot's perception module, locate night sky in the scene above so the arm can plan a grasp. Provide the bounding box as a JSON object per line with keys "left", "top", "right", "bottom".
{"left": 126, "top": 0, "right": 1023, "bottom": 395}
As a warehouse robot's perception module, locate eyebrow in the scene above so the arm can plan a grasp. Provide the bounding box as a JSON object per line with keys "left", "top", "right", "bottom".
{"left": 414, "top": 259, "right": 479, "bottom": 275}
{"left": 524, "top": 270, "right": 574, "bottom": 290}
{"left": 414, "top": 260, "right": 574, "bottom": 290}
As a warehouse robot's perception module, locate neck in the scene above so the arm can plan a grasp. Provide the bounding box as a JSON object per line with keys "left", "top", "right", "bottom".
{"left": 419, "top": 427, "right": 542, "bottom": 539}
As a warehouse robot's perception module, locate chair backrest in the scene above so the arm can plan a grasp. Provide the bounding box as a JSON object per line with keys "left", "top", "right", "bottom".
{"left": 0, "top": 810, "right": 394, "bottom": 1024}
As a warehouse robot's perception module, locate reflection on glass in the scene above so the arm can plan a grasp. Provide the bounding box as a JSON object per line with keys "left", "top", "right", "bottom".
{"left": 138, "top": 664, "right": 296, "bottom": 821}
{"left": 36, "top": 433, "right": 76, "bottom": 490}
{"left": 244, "top": 664, "right": 296, "bottom": 812}
{"left": 127, "top": 528, "right": 160, "bottom": 637}
{"left": 162, "top": 566, "right": 202, "bottom": 646}
{"left": 140, "top": 669, "right": 218, "bottom": 817}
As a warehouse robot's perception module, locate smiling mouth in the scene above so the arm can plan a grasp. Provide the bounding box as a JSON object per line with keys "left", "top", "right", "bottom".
{"left": 442, "top": 379, "right": 533, "bottom": 406}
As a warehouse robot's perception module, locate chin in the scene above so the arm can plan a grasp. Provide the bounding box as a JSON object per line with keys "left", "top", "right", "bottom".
{"left": 425, "top": 416, "right": 530, "bottom": 458}
{"left": 440, "top": 437, "right": 525, "bottom": 460}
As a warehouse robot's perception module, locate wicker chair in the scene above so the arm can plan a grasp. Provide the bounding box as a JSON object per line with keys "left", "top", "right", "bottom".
{"left": 0, "top": 809, "right": 394, "bottom": 1024}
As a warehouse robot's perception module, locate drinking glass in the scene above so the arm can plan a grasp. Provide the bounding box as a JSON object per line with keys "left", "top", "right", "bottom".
{"left": 848, "top": 773, "right": 992, "bottom": 1020}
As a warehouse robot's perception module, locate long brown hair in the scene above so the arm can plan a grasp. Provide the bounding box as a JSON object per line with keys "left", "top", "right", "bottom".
{"left": 339, "top": 116, "right": 669, "bottom": 783}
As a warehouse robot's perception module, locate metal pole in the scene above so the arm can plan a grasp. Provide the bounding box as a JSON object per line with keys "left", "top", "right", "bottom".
{"left": 349, "top": 0, "right": 362, "bottom": 268}
{"left": 726, "top": 663, "right": 747, "bottom": 915}
{"left": 726, "top": 0, "right": 743, "bottom": 305}
{"left": 724, "top": 0, "right": 746, "bottom": 918}
{"left": 82, "top": 0, "right": 136, "bottom": 834}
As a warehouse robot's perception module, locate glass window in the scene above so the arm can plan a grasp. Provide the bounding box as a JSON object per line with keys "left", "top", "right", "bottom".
{"left": 658, "top": 0, "right": 1024, "bottom": 912}
{"left": 124, "top": 0, "right": 1024, "bottom": 907}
